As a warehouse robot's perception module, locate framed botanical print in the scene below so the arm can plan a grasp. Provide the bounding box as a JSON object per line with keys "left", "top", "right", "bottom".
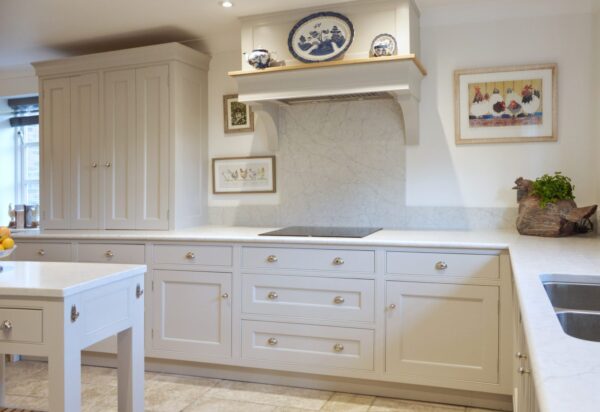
{"left": 212, "top": 156, "right": 276, "bottom": 194}
{"left": 223, "top": 94, "right": 254, "bottom": 133}
{"left": 454, "top": 64, "right": 557, "bottom": 144}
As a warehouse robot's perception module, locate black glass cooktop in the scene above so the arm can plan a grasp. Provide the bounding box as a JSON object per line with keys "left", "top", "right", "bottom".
{"left": 259, "top": 226, "right": 382, "bottom": 238}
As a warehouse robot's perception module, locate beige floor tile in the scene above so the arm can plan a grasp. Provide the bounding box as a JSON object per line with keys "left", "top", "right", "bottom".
{"left": 81, "top": 364, "right": 118, "bottom": 386}
{"left": 323, "top": 393, "right": 375, "bottom": 412}
{"left": 466, "top": 409, "right": 504, "bottom": 412}
{"left": 144, "top": 375, "right": 217, "bottom": 412}
{"left": 184, "top": 398, "right": 278, "bottom": 412}
{"left": 5, "top": 377, "right": 49, "bottom": 397}
{"left": 272, "top": 407, "right": 317, "bottom": 412}
{"left": 204, "top": 380, "right": 333, "bottom": 410}
{"left": 5, "top": 360, "right": 48, "bottom": 382}
{"left": 369, "top": 398, "right": 466, "bottom": 412}
{"left": 4, "top": 394, "right": 48, "bottom": 410}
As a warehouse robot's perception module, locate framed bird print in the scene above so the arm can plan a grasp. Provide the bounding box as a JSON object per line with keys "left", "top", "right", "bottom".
{"left": 454, "top": 64, "right": 557, "bottom": 144}
{"left": 212, "top": 156, "right": 276, "bottom": 194}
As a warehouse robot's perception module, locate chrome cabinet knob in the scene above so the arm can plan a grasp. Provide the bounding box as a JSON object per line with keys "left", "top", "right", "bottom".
{"left": 186, "top": 252, "right": 196, "bottom": 259}
{"left": 104, "top": 161, "right": 112, "bottom": 168}
{"left": 333, "top": 296, "right": 345, "bottom": 304}
{"left": 267, "top": 255, "right": 278, "bottom": 263}
{"left": 333, "top": 257, "right": 344, "bottom": 265}
{"left": 267, "top": 337, "right": 278, "bottom": 345}
{"left": 1, "top": 320, "right": 12, "bottom": 330}
{"left": 105, "top": 250, "right": 114, "bottom": 258}
{"left": 435, "top": 261, "right": 448, "bottom": 270}
{"left": 91, "top": 162, "right": 98, "bottom": 168}
{"left": 136, "top": 284, "right": 144, "bottom": 299}
{"left": 333, "top": 343, "right": 344, "bottom": 352}
{"left": 267, "top": 291, "right": 278, "bottom": 300}
{"left": 389, "top": 303, "right": 397, "bottom": 309}
{"left": 221, "top": 293, "right": 229, "bottom": 299}
{"left": 38, "top": 249, "right": 45, "bottom": 256}
{"left": 516, "top": 352, "right": 528, "bottom": 359}
{"left": 518, "top": 367, "right": 531, "bottom": 374}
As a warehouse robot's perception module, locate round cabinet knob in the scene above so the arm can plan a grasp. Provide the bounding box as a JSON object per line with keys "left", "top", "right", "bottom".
{"left": 1, "top": 320, "right": 12, "bottom": 330}
{"left": 186, "top": 252, "right": 196, "bottom": 260}
{"left": 389, "top": 303, "right": 397, "bottom": 309}
{"left": 516, "top": 352, "right": 528, "bottom": 359}
{"left": 333, "top": 343, "right": 344, "bottom": 352}
{"left": 105, "top": 250, "right": 114, "bottom": 258}
{"left": 91, "top": 162, "right": 98, "bottom": 168}
{"left": 38, "top": 249, "right": 45, "bottom": 256}
{"left": 518, "top": 367, "right": 531, "bottom": 375}
{"left": 333, "top": 296, "right": 345, "bottom": 304}
{"left": 267, "top": 291, "right": 278, "bottom": 300}
{"left": 267, "top": 255, "right": 278, "bottom": 263}
{"left": 221, "top": 293, "right": 229, "bottom": 299}
{"left": 333, "top": 257, "right": 344, "bottom": 266}
{"left": 104, "top": 161, "right": 112, "bottom": 168}
{"left": 435, "top": 261, "right": 448, "bottom": 270}
{"left": 267, "top": 337, "right": 278, "bottom": 346}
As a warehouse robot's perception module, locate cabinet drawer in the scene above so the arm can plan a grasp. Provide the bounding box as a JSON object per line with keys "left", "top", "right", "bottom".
{"left": 14, "top": 242, "right": 72, "bottom": 262}
{"left": 242, "top": 320, "right": 374, "bottom": 371}
{"left": 0, "top": 308, "right": 43, "bottom": 344}
{"left": 78, "top": 243, "right": 145, "bottom": 264}
{"left": 242, "top": 247, "right": 375, "bottom": 273}
{"left": 153, "top": 244, "right": 233, "bottom": 267}
{"left": 386, "top": 252, "right": 499, "bottom": 279}
{"left": 242, "top": 274, "right": 374, "bottom": 322}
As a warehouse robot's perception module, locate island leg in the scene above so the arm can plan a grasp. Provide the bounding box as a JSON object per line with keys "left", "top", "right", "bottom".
{"left": 0, "top": 354, "right": 5, "bottom": 406}
{"left": 48, "top": 346, "right": 82, "bottom": 411}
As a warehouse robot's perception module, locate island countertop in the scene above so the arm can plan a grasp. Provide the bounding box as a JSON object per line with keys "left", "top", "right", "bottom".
{"left": 0, "top": 261, "right": 147, "bottom": 298}
{"left": 12, "top": 226, "right": 600, "bottom": 411}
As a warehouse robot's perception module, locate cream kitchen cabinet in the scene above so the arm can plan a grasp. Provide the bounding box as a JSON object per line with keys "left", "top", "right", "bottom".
{"left": 34, "top": 43, "right": 209, "bottom": 230}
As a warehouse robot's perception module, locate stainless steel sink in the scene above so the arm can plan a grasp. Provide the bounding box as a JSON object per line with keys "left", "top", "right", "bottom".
{"left": 542, "top": 280, "right": 600, "bottom": 342}
{"left": 556, "top": 312, "right": 600, "bottom": 342}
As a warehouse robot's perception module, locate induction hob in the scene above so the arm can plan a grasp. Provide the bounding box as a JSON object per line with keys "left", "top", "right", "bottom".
{"left": 259, "top": 226, "right": 382, "bottom": 238}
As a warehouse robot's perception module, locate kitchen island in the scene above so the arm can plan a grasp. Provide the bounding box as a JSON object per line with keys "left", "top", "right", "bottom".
{"left": 0, "top": 261, "right": 146, "bottom": 411}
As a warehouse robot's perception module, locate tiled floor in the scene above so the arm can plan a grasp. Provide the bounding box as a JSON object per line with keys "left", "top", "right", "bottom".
{"left": 1, "top": 361, "right": 503, "bottom": 412}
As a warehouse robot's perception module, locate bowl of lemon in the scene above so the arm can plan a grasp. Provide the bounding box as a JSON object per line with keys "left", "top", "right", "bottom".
{"left": 0, "top": 227, "right": 16, "bottom": 260}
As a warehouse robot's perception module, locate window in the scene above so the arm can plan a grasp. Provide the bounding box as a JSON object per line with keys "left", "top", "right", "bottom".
{"left": 15, "top": 124, "right": 40, "bottom": 205}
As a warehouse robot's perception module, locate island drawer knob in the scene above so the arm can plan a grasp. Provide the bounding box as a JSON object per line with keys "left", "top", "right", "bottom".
{"left": 136, "top": 284, "right": 144, "bottom": 299}
{"left": 221, "top": 293, "right": 229, "bottom": 299}
{"left": 267, "top": 255, "right": 278, "bottom": 263}
{"left": 518, "top": 367, "right": 531, "bottom": 375}
{"left": 71, "top": 305, "right": 80, "bottom": 322}
{"left": 186, "top": 252, "right": 196, "bottom": 259}
{"left": 104, "top": 161, "right": 112, "bottom": 168}
{"left": 516, "top": 352, "right": 528, "bottom": 359}
{"left": 389, "top": 303, "right": 397, "bottom": 310}
{"left": 105, "top": 250, "right": 114, "bottom": 258}
{"left": 38, "top": 249, "right": 45, "bottom": 256}
{"left": 333, "top": 343, "right": 344, "bottom": 352}
{"left": 435, "top": 261, "right": 448, "bottom": 270}
{"left": 91, "top": 162, "right": 98, "bottom": 168}
{"left": 1, "top": 320, "right": 12, "bottom": 330}
{"left": 267, "top": 337, "right": 278, "bottom": 345}
{"left": 333, "top": 257, "right": 344, "bottom": 265}
{"left": 267, "top": 291, "right": 278, "bottom": 300}
{"left": 333, "top": 296, "right": 345, "bottom": 304}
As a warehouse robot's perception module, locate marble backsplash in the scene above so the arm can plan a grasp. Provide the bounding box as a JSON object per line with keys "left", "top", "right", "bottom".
{"left": 208, "top": 98, "right": 519, "bottom": 230}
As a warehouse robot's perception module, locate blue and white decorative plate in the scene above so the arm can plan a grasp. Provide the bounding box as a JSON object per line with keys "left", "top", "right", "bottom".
{"left": 288, "top": 11, "right": 354, "bottom": 63}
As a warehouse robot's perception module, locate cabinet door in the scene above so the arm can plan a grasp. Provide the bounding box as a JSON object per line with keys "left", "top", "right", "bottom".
{"left": 153, "top": 270, "right": 231, "bottom": 358}
{"left": 40, "top": 78, "right": 71, "bottom": 229}
{"left": 135, "top": 65, "right": 169, "bottom": 230}
{"left": 70, "top": 73, "right": 100, "bottom": 229}
{"left": 104, "top": 69, "right": 137, "bottom": 229}
{"left": 386, "top": 281, "right": 499, "bottom": 384}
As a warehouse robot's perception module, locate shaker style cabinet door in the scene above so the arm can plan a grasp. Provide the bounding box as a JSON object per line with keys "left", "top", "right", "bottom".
{"left": 385, "top": 281, "right": 499, "bottom": 384}
{"left": 135, "top": 65, "right": 169, "bottom": 230}
{"left": 69, "top": 73, "right": 100, "bottom": 229}
{"left": 40, "top": 78, "right": 71, "bottom": 229}
{"left": 104, "top": 69, "right": 137, "bottom": 229}
{"left": 152, "top": 270, "right": 232, "bottom": 358}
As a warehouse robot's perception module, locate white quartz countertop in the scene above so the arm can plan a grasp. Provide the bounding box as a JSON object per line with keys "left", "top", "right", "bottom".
{"left": 12, "top": 226, "right": 600, "bottom": 411}
{"left": 0, "top": 261, "right": 146, "bottom": 298}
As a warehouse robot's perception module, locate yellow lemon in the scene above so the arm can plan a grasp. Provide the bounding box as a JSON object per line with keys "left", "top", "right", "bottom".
{"left": 2, "top": 238, "right": 14, "bottom": 250}
{"left": 0, "top": 227, "right": 10, "bottom": 242}
{"left": 0, "top": 245, "right": 4, "bottom": 251}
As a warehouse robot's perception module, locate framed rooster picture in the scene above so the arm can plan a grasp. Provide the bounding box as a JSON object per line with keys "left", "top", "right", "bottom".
{"left": 454, "top": 64, "right": 557, "bottom": 144}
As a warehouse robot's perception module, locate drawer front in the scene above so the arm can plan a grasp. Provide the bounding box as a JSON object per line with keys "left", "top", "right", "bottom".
{"left": 386, "top": 252, "right": 499, "bottom": 279}
{"left": 154, "top": 244, "right": 233, "bottom": 267}
{"left": 0, "top": 308, "right": 43, "bottom": 344}
{"left": 242, "top": 320, "right": 374, "bottom": 370}
{"left": 78, "top": 243, "right": 145, "bottom": 264}
{"left": 242, "top": 247, "right": 375, "bottom": 273}
{"left": 242, "top": 274, "right": 374, "bottom": 322}
{"left": 14, "top": 242, "right": 72, "bottom": 262}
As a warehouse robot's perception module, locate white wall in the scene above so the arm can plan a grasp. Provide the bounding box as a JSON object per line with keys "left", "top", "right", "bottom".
{"left": 0, "top": 66, "right": 37, "bottom": 97}
{"left": 594, "top": 8, "right": 600, "bottom": 203}
{"left": 408, "top": 6, "right": 596, "bottom": 208}
{"left": 0, "top": 99, "right": 16, "bottom": 226}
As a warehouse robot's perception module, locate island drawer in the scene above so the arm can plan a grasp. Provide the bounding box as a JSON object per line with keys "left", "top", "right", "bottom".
{"left": 386, "top": 252, "right": 499, "bottom": 279}
{"left": 0, "top": 308, "right": 43, "bottom": 344}
{"left": 14, "top": 242, "right": 72, "bottom": 262}
{"left": 242, "top": 320, "right": 374, "bottom": 371}
{"left": 78, "top": 243, "right": 145, "bottom": 264}
{"left": 242, "top": 274, "right": 374, "bottom": 322}
{"left": 242, "top": 247, "right": 375, "bottom": 273}
{"left": 153, "top": 244, "right": 233, "bottom": 267}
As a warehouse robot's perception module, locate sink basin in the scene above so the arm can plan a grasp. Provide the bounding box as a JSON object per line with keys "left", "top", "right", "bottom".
{"left": 543, "top": 282, "right": 600, "bottom": 311}
{"left": 556, "top": 312, "right": 600, "bottom": 342}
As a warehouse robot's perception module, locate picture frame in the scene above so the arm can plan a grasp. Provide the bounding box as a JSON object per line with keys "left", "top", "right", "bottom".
{"left": 212, "top": 156, "right": 276, "bottom": 194}
{"left": 454, "top": 64, "right": 557, "bottom": 144}
{"left": 223, "top": 94, "right": 254, "bottom": 133}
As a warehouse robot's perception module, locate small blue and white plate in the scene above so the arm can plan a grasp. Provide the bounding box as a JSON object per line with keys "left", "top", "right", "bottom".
{"left": 288, "top": 11, "right": 354, "bottom": 63}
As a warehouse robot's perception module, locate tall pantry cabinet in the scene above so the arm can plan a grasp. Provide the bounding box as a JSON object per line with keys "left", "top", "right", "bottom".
{"left": 33, "top": 43, "right": 209, "bottom": 230}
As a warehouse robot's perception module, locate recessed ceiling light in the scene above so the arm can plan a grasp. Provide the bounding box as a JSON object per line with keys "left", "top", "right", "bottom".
{"left": 221, "top": 1, "right": 233, "bottom": 7}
